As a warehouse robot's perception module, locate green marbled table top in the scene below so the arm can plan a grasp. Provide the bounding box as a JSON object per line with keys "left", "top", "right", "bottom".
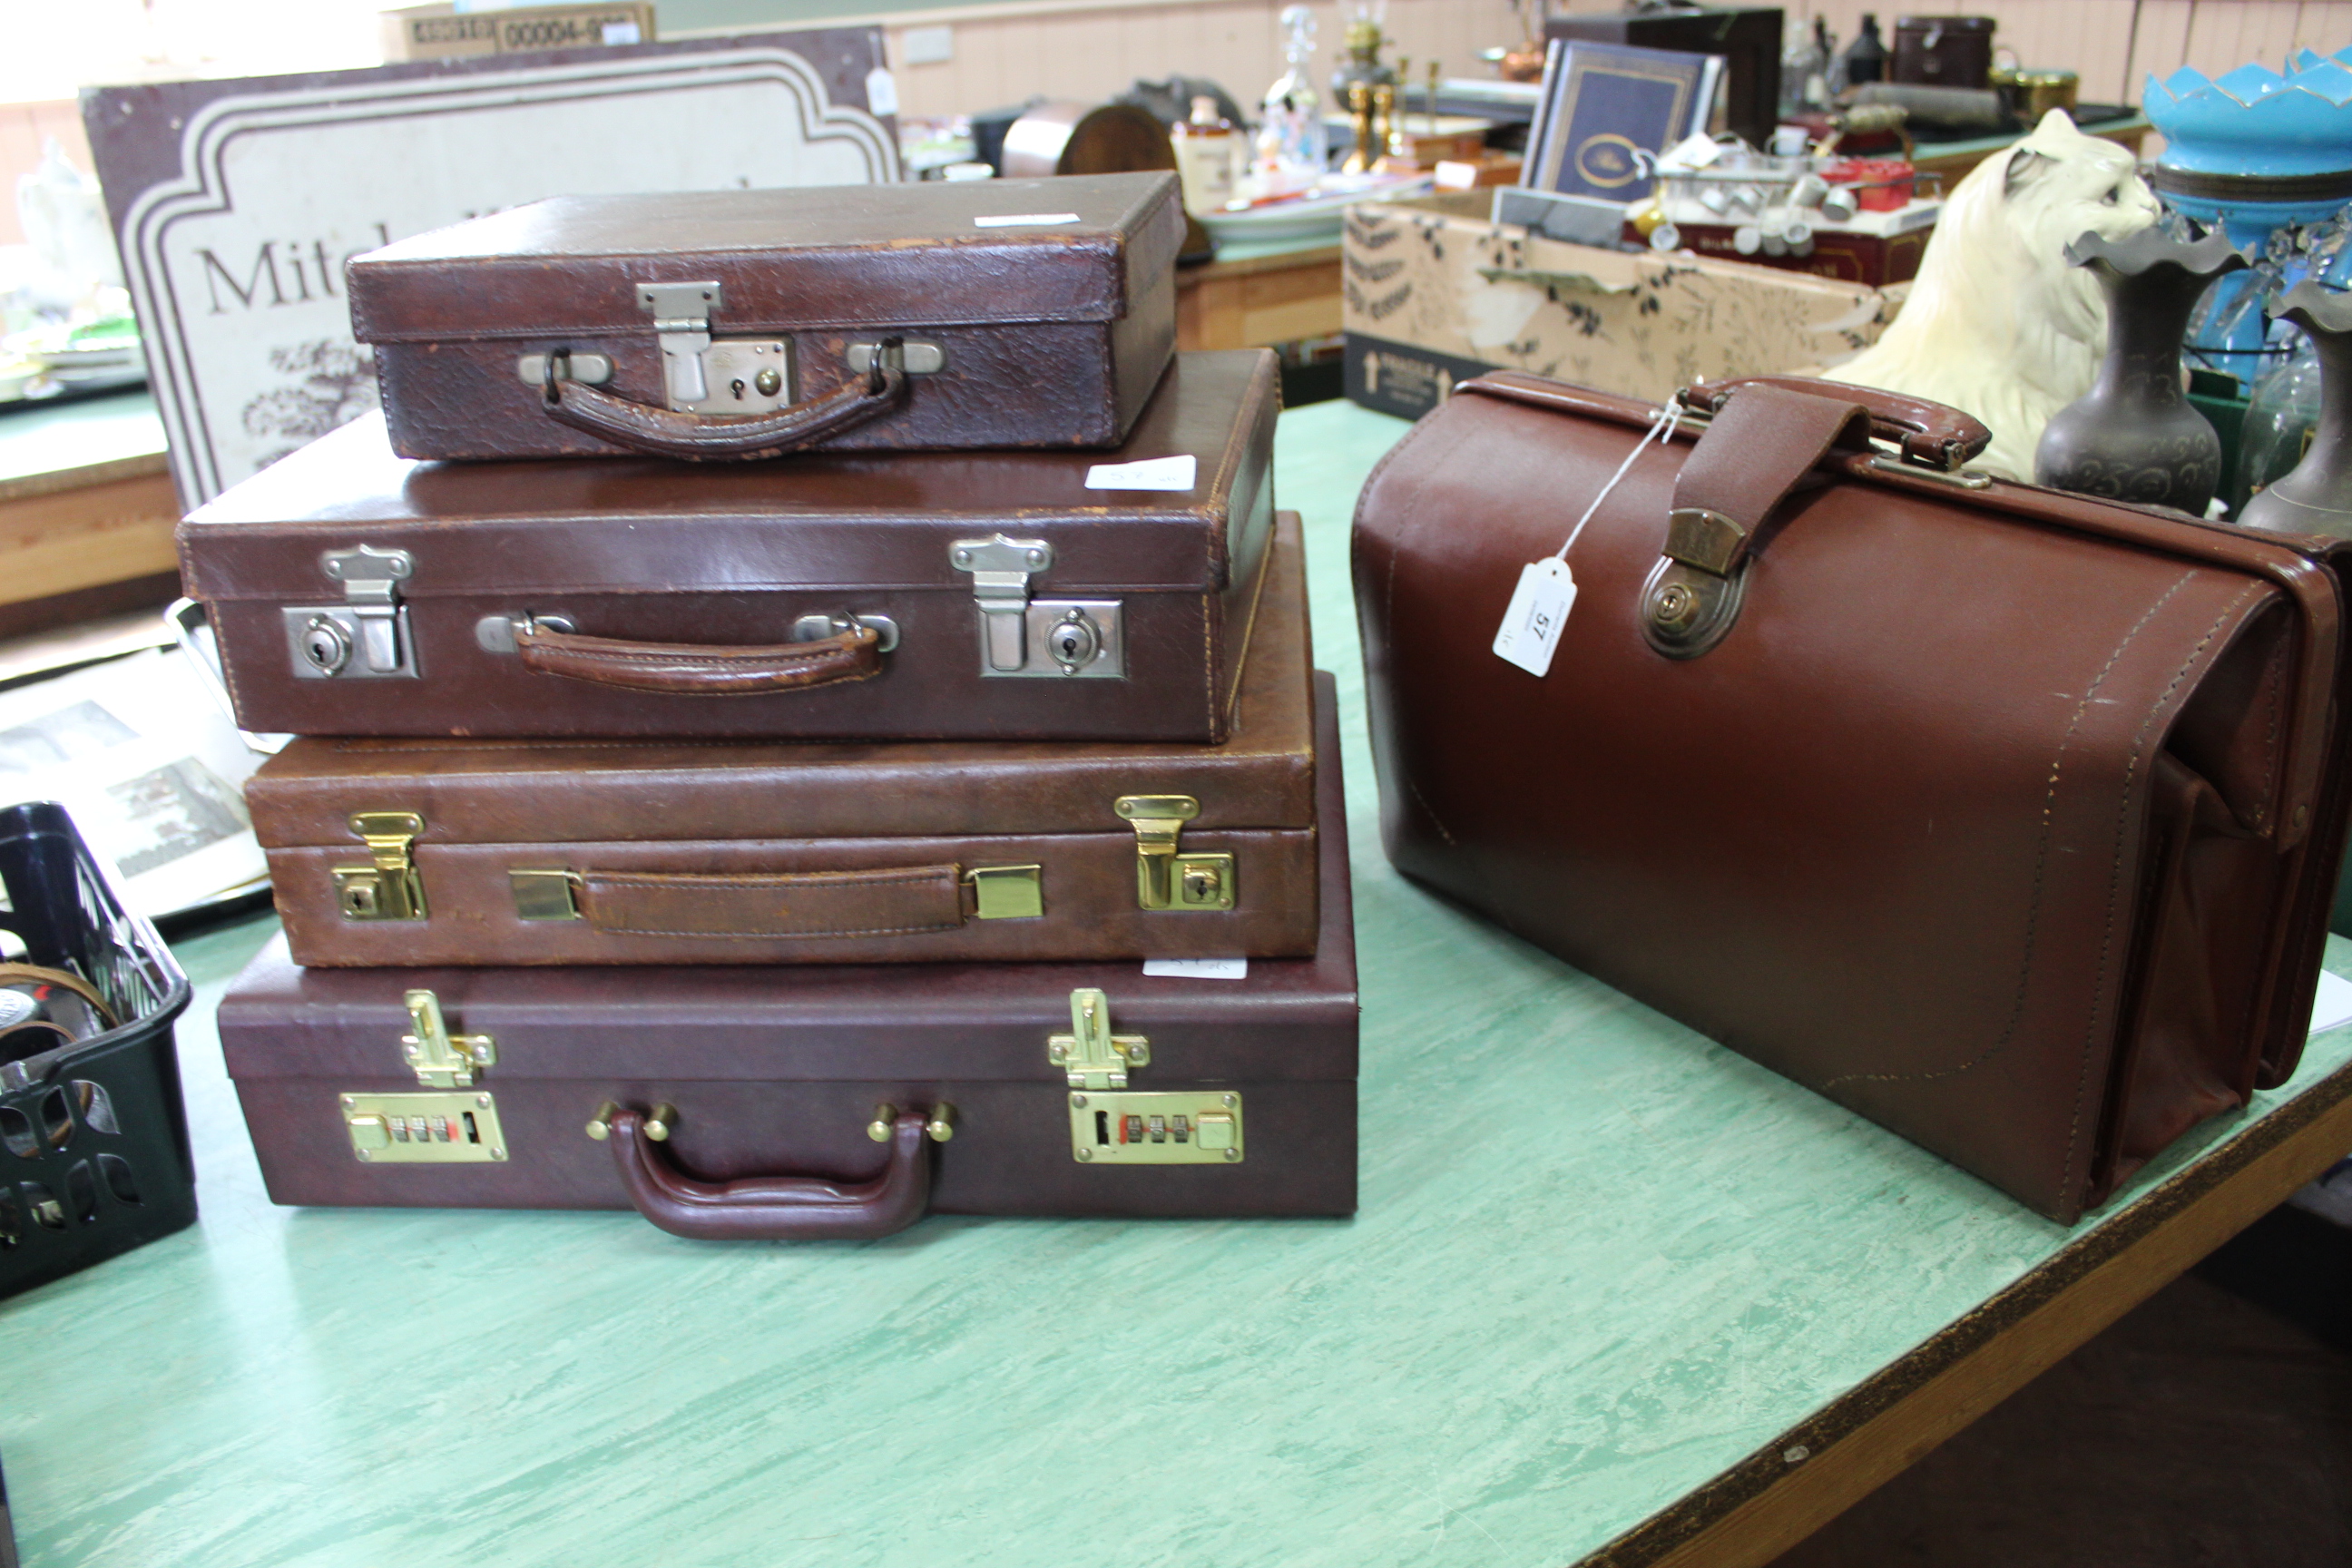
{"left": 3, "top": 397, "right": 2347, "bottom": 1568}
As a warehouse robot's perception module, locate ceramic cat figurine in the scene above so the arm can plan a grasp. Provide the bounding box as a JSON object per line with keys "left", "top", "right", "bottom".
{"left": 1824, "top": 110, "right": 2162, "bottom": 478}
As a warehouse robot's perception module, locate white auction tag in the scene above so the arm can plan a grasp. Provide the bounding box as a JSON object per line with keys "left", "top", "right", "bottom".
{"left": 1142, "top": 957, "right": 1249, "bottom": 979}
{"left": 1492, "top": 558, "right": 1576, "bottom": 677}
{"left": 863, "top": 67, "right": 899, "bottom": 117}
{"left": 1085, "top": 454, "right": 1197, "bottom": 491}
{"left": 975, "top": 211, "right": 1081, "bottom": 228}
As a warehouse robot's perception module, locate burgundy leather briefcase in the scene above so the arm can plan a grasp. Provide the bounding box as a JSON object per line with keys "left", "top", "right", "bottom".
{"left": 178, "top": 350, "right": 1275, "bottom": 743}
{"left": 249, "top": 514, "right": 1318, "bottom": 968}
{"left": 1356, "top": 371, "right": 2352, "bottom": 1222}
{"left": 348, "top": 174, "right": 1183, "bottom": 461}
{"left": 217, "top": 675, "right": 1356, "bottom": 1238}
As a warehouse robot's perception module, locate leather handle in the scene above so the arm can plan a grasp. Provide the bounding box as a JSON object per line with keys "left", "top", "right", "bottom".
{"left": 579, "top": 864, "right": 966, "bottom": 939}
{"left": 540, "top": 348, "right": 908, "bottom": 461}
{"left": 599, "top": 1107, "right": 935, "bottom": 1240}
{"left": 512, "top": 619, "right": 883, "bottom": 697}
{"left": 1687, "top": 375, "right": 1994, "bottom": 471}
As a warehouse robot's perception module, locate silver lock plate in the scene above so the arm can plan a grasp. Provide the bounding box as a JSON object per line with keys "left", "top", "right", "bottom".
{"left": 284, "top": 545, "right": 419, "bottom": 680}
{"left": 633, "top": 278, "right": 795, "bottom": 415}
{"left": 995, "top": 600, "right": 1123, "bottom": 679}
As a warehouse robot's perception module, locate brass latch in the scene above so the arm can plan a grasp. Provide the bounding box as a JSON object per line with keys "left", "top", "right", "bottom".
{"left": 1048, "top": 987, "right": 1150, "bottom": 1089}
{"left": 333, "top": 811, "right": 426, "bottom": 921}
{"left": 1113, "top": 796, "right": 1237, "bottom": 911}
{"left": 401, "top": 989, "right": 495, "bottom": 1088}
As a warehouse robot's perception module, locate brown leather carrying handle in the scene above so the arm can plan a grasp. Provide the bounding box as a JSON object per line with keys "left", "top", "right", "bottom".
{"left": 539, "top": 343, "right": 909, "bottom": 462}
{"left": 600, "top": 1106, "right": 935, "bottom": 1240}
{"left": 513, "top": 618, "right": 883, "bottom": 697}
{"left": 1686, "top": 374, "right": 1994, "bottom": 471}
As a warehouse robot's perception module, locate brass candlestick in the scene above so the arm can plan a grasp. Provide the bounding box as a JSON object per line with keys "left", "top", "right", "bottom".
{"left": 1345, "top": 81, "right": 1377, "bottom": 173}
{"left": 1376, "top": 82, "right": 1401, "bottom": 163}
{"left": 1427, "top": 60, "right": 1441, "bottom": 135}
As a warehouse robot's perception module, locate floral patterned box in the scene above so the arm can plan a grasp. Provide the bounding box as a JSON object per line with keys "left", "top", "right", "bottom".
{"left": 1342, "top": 201, "right": 1906, "bottom": 421}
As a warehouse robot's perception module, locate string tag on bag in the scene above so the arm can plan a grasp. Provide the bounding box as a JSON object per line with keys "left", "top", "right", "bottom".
{"left": 1492, "top": 395, "right": 1681, "bottom": 679}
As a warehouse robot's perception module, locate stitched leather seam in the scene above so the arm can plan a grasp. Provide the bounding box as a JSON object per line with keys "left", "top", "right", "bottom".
{"left": 2053, "top": 584, "right": 2260, "bottom": 1200}
{"left": 1820, "top": 570, "right": 2200, "bottom": 1093}
{"left": 592, "top": 918, "right": 965, "bottom": 939}
{"left": 530, "top": 647, "right": 843, "bottom": 671}
{"left": 2259, "top": 632, "right": 2287, "bottom": 816}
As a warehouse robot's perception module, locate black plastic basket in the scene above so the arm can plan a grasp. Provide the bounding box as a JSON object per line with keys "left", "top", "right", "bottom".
{"left": 0, "top": 801, "right": 193, "bottom": 1299}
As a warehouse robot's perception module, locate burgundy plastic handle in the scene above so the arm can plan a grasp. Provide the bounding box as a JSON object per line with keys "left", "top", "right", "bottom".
{"left": 541, "top": 349, "right": 908, "bottom": 461}
{"left": 599, "top": 1107, "right": 935, "bottom": 1240}
{"left": 1685, "top": 375, "right": 1994, "bottom": 471}
{"left": 512, "top": 619, "right": 882, "bottom": 697}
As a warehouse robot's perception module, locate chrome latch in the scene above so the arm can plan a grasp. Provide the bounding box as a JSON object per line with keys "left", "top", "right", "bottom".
{"left": 950, "top": 535, "right": 1124, "bottom": 680}
{"left": 285, "top": 545, "right": 418, "bottom": 680}
{"left": 332, "top": 811, "right": 427, "bottom": 921}
{"left": 635, "top": 279, "right": 794, "bottom": 416}
{"left": 1048, "top": 986, "right": 1150, "bottom": 1090}
{"left": 400, "top": 988, "right": 495, "bottom": 1089}
{"left": 1113, "top": 795, "right": 1237, "bottom": 912}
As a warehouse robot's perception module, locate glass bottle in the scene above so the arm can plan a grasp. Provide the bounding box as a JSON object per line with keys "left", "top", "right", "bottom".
{"left": 2238, "top": 281, "right": 2352, "bottom": 535}
{"left": 1171, "top": 95, "right": 1240, "bottom": 216}
{"left": 1256, "top": 5, "right": 1327, "bottom": 183}
{"left": 1839, "top": 15, "right": 1887, "bottom": 87}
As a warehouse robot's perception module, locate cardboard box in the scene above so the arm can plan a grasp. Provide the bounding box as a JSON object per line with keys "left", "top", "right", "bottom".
{"left": 381, "top": 3, "right": 656, "bottom": 62}
{"left": 1343, "top": 201, "right": 1904, "bottom": 422}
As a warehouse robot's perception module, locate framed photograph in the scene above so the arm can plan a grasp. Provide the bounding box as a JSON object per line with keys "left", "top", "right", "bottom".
{"left": 1521, "top": 39, "right": 1725, "bottom": 203}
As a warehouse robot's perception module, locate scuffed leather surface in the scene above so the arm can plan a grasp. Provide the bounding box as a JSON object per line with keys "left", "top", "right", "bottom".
{"left": 217, "top": 678, "right": 1357, "bottom": 1220}
{"left": 1356, "top": 373, "right": 2352, "bottom": 1222}
{"left": 250, "top": 524, "right": 1317, "bottom": 967}
{"left": 181, "top": 352, "right": 1276, "bottom": 741}
{"left": 351, "top": 176, "right": 1183, "bottom": 461}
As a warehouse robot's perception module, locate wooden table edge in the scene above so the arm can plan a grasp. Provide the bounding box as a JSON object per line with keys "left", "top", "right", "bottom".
{"left": 0, "top": 449, "right": 172, "bottom": 506}
{"left": 1176, "top": 242, "right": 1342, "bottom": 286}
{"left": 1575, "top": 1047, "right": 2352, "bottom": 1568}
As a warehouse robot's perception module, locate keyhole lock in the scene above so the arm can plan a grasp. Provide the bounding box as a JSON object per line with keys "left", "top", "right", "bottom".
{"left": 300, "top": 614, "right": 352, "bottom": 674}
{"left": 730, "top": 377, "right": 747, "bottom": 400}
{"left": 1047, "top": 610, "right": 1101, "bottom": 672}
{"left": 755, "top": 367, "right": 782, "bottom": 397}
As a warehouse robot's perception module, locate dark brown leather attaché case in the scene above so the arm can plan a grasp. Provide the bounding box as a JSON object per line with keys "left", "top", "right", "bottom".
{"left": 178, "top": 349, "right": 1275, "bottom": 743}
{"left": 250, "top": 514, "right": 1318, "bottom": 968}
{"left": 218, "top": 675, "right": 1357, "bottom": 1238}
{"left": 348, "top": 174, "right": 1183, "bottom": 461}
{"left": 1356, "top": 371, "right": 2352, "bottom": 1222}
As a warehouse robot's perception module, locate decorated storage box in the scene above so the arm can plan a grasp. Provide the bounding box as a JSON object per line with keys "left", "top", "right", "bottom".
{"left": 1342, "top": 201, "right": 1905, "bottom": 420}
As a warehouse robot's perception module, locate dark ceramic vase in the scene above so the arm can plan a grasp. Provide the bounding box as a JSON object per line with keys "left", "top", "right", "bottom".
{"left": 2034, "top": 229, "right": 2249, "bottom": 514}
{"left": 2238, "top": 280, "right": 2352, "bottom": 538}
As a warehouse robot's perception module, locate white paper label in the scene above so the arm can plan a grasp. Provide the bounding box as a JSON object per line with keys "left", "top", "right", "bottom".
{"left": 1085, "top": 454, "right": 1197, "bottom": 491}
{"left": 2310, "top": 968, "right": 2352, "bottom": 1036}
{"left": 1492, "top": 558, "right": 1576, "bottom": 677}
{"left": 975, "top": 211, "right": 1080, "bottom": 228}
{"left": 864, "top": 66, "right": 898, "bottom": 117}
{"left": 1142, "top": 957, "right": 1250, "bottom": 979}
{"left": 601, "top": 21, "right": 642, "bottom": 44}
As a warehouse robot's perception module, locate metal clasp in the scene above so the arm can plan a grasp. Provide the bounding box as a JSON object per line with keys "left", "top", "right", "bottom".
{"left": 951, "top": 535, "right": 1053, "bottom": 672}
{"left": 333, "top": 811, "right": 426, "bottom": 921}
{"left": 400, "top": 988, "right": 495, "bottom": 1089}
{"left": 1113, "top": 795, "right": 1237, "bottom": 912}
{"left": 1048, "top": 987, "right": 1150, "bottom": 1090}
{"left": 287, "top": 546, "right": 417, "bottom": 681}
{"left": 634, "top": 279, "right": 794, "bottom": 415}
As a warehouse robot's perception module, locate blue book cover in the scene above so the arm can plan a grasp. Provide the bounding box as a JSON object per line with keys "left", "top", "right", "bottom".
{"left": 1527, "top": 40, "right": 1721, "bottom": 202}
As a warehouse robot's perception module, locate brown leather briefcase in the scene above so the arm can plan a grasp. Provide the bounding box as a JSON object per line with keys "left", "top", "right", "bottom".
{"left": 218, "top": 675, "right": 1356, "bottom": 1238}
{"left": 250, "top": 513, "right": 1317, "bottom": 967}
{"left": 178, "top": 350, "right": 1274, "bottom": 743}
{"left": 348, "top": 174, "right": 1183, "bottom": 461}
{"left": 1356, "top": 371, "right": 2352, "bottom": 1222}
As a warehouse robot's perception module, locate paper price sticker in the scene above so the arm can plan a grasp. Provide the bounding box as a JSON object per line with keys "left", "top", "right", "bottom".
{"left": 1492, "top": 557, "right": 1576, "bottom": 677}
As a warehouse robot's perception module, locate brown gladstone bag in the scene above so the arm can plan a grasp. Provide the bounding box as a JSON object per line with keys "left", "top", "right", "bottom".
{"left": 1355, "top": 371, "right": 2352, "bottom": 1222}
{"left": 177, "top": 349, "right": 1275, "bottom": 744}
{"left": 218, "top": 675, "right": 1357, "bottom": 1239}
{"left": 251, "top": 514, "right": 1318, "bottom": 968}
{"left": 347, "top": 173, "right": 1184, "bottom": 462}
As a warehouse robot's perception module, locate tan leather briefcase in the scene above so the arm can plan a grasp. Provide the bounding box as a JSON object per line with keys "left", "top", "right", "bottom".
{"left": 1355, "top": 372, "right": 2352, "bottom": 1221}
